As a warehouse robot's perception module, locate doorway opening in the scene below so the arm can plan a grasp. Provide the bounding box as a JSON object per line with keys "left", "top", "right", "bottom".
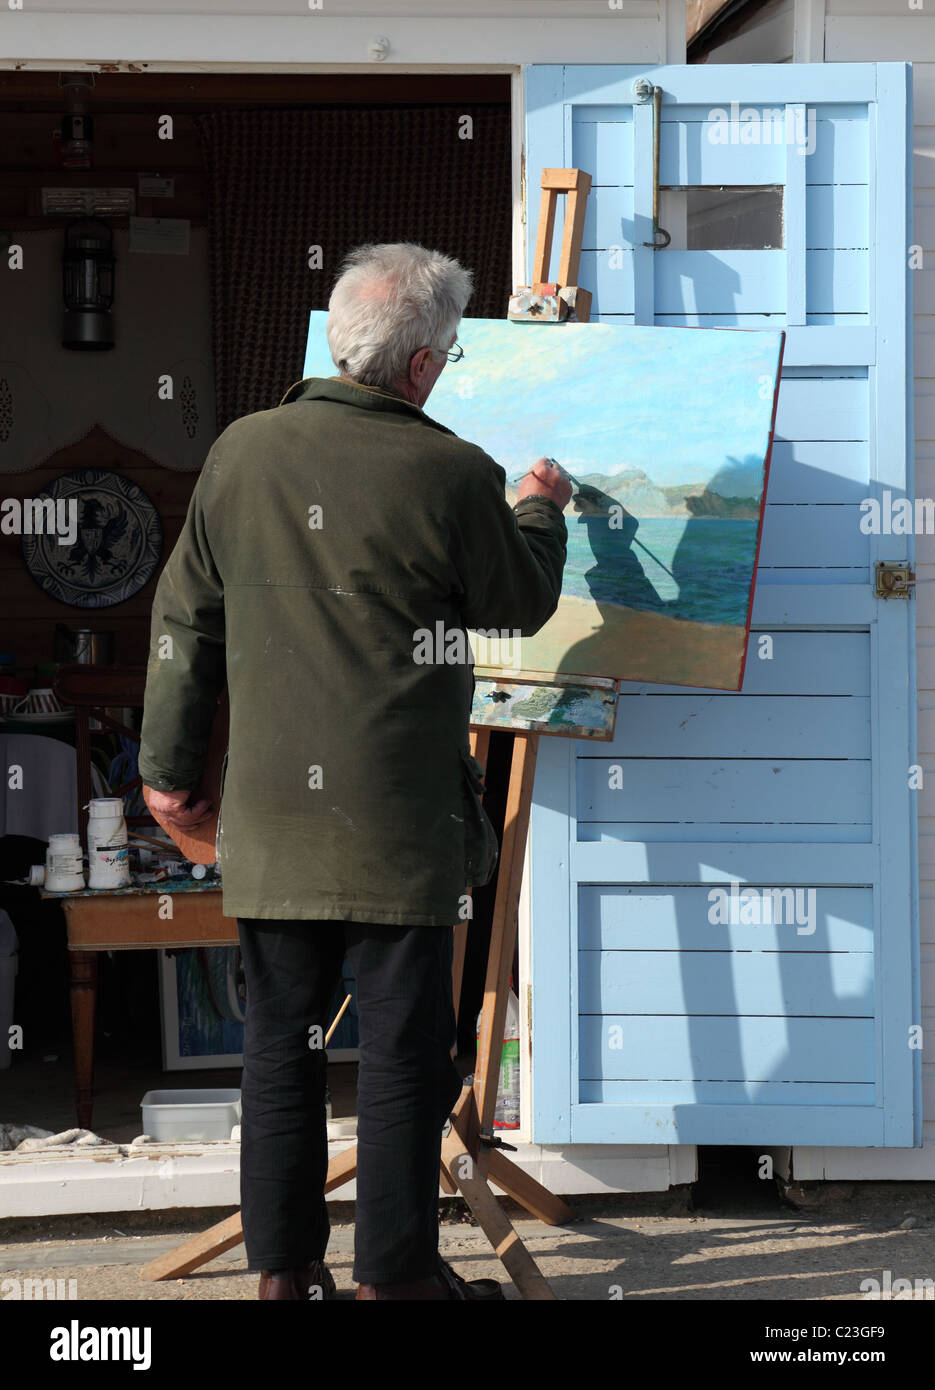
{"left": 0, "top": 67, "right": 513, "bottom": 1148}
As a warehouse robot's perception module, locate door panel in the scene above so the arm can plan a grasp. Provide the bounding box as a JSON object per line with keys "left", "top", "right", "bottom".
{"left": 526, "top": 62, "right": 919, "bottom": 1147}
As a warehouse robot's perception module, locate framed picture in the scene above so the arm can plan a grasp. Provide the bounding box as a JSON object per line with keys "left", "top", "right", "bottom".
{"left": 158, "top": 946, "right": 360, "bottom": 1070}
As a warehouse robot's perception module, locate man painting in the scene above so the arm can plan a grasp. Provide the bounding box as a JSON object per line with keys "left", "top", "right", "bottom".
{"left": 138, "top": 242, "right": 570, "bottom": 1300}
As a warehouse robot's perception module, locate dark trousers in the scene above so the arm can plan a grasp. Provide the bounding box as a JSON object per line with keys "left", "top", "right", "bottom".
{"left": 236, "top": 918, "right": 463, "bottom": 1285}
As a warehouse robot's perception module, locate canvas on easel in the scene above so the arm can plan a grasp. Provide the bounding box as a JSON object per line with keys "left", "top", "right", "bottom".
{"left": 302, "top": 313, "right": 784, "bottom": 692}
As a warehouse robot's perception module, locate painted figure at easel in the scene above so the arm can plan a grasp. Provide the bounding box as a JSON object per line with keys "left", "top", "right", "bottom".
{"left": 137, "top": 243, "right": 571, "bottom": 1300}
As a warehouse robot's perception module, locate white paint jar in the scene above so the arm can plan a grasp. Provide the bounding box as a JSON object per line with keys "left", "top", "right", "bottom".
{"left": 86, "top": 798, "right": 130, "bottom": 889}
{"left": 45, "top": 833, "right": 85, "bottom": 892}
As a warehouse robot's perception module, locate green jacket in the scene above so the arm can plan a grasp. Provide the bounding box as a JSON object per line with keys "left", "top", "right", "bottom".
{"left": 137, "top": 375, "right": 567, "bottom": 924}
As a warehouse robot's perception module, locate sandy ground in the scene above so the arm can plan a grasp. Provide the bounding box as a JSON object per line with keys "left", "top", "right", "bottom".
{"left": 2, "top": 1185, "right": 935, "bottom": 1303}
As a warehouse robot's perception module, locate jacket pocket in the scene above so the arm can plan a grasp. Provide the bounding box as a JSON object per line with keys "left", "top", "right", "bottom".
{"left": 459, "top": 747, "right": 499, "bottom": 888}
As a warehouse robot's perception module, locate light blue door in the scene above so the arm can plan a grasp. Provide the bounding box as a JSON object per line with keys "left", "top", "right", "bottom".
{"left": 527, "top": 64, "right": 920, "bottom": 1146}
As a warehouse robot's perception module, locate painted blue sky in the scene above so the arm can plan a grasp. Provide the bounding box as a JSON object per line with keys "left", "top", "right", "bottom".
{"left": 302, "top": 314, "right": 783, "bottom": 491}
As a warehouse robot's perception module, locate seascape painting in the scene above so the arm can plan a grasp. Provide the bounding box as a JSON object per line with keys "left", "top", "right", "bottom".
{"left": 303, "top": 314, "right": 784, "bottom": 689}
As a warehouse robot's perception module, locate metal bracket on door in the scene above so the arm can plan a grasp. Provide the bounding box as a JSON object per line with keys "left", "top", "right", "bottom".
{"left": 633, "top": 78, "right": 671, "bottom": 250}
{"left": 875, "top": 561, "right": 916, "bottom": 598}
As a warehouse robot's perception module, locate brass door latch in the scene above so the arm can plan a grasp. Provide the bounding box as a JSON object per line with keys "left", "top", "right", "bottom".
{"left": 875, "top": 561, "right": 916, "bottom": 598}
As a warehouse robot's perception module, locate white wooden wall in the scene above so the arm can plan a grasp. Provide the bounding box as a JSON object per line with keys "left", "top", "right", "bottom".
{"left": 0, "top": 0, "right": 686, "bottom": 69}
{"left": 703, "top": 0, "right": 935, "bottom": 1179}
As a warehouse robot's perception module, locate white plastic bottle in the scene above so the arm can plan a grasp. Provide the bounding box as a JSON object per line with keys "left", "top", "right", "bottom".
{"left": 476, "top": 984, "right": 521, "bottom": 1130}
{"left": 86, "top": 798, "right": 131, "bottom": 889}
{"left": 44, "top": 833, "right": 85, "bottom": 892}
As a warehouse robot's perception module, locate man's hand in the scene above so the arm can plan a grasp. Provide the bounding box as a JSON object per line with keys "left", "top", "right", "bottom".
{"left": 517, "top": 457, "right": 573, "bottom": 510}
{"left": 145, "top": 787, "right": 214, "bottom": 829}
{"left": 573, "top": 481, "right": 616, "bottom": 516}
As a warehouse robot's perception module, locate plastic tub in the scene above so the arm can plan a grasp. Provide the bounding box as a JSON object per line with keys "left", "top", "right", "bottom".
{"left": 140, "top": 1089, "right": 241, "bottom": 1142}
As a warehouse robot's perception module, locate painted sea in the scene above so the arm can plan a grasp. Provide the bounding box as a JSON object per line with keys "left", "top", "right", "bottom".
{"left": 302, "top": 314, "right": 784, "bottom": 688}
{"left": 562, "top": 515, "right": 757, "bottom": 626}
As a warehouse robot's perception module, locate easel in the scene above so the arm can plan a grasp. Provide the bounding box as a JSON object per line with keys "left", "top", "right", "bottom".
{"left": 141, "top": 169, "right": 594, "bottom": 1301}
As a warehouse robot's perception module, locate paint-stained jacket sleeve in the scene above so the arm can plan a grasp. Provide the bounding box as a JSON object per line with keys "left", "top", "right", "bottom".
{"left": 455, "top": 456, "right": 568, "bottom": 635}
{"left": 137, "top": 464, "right": 226, "bottom": 792}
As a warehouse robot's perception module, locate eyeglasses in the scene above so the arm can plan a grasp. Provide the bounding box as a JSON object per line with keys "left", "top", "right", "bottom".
{"left": 425, "top": 341, "right": 464, "bottom": 364}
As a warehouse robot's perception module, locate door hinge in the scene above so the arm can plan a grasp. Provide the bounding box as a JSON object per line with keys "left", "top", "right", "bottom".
{"left": 875, "top": 561, "right": 916, "bottom": 598}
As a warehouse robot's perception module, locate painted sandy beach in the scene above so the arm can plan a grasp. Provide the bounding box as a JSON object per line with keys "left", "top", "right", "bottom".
{"left": 473, "top": 593, "right": 749, "bottom": 690}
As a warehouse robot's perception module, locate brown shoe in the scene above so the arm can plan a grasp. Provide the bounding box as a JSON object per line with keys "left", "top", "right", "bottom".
{"left": 258, "top": 1261, "right": 336, "bottom": 1300}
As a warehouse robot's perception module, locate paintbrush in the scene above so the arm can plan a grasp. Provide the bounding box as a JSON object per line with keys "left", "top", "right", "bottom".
{"left": 509, "top": 457, "right": 571, "bottom": 488}
{"left": 128, "top": 832, "right": 185, "bottom": 858}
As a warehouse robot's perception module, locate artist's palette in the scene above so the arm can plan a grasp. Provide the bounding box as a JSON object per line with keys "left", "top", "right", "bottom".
{"left": 471, "top": 676, "right": 617, "bottom": 739}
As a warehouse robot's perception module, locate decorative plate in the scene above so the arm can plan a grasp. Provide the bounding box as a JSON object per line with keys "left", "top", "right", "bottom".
{"left": 21, "top": 468, "right": 162, "bottom": 608}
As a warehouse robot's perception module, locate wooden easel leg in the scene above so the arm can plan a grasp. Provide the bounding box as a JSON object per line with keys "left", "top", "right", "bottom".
{"left": 443, "top": 1100, "right": 556, "bottom": 1301}
{"left": 466, "top": 731, "right": 576, "bottom": 1228}
{"left": 323, "top": 1142, "right": 358, "bottom": 1193}
{"left": 484, "top": 1147, "right": 574, "bottom": 1226}
{"left": 139, "top": 1212, "right": 245, "bottom": 1282}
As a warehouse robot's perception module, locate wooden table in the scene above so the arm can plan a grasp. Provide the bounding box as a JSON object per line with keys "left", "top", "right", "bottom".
{"left": 41, "top": 877, "right": 238, "bottom": 1129}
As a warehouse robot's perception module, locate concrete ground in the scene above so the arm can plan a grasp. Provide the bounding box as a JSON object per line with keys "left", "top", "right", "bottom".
{"left": 2, "top": 1180, "right": 935, "bottom": 1301}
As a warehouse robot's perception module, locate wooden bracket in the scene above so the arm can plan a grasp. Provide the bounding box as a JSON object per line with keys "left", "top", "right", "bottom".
{"left": 509, "top": 167, "right": 593, "bottom": 323}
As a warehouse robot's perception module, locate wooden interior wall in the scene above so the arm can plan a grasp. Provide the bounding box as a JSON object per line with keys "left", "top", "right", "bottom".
{"left": 0, "top": 428, "right": 192, "bottom": 670}
{"left": 0, "top": 71, "right": 512, "bottom": 680}
{"left": 0, "top": 93, "right": 205, "bottom": 674}
{"left": 0, "top": 112, "right": 206, "bottom": 227}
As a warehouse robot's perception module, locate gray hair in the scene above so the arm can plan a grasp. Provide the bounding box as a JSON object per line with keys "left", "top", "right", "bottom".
{"left": 325, "top": 242, "right": 473, "bottom": 389}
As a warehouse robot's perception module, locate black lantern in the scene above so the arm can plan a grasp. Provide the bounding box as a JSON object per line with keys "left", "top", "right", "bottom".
{"left": 62, "top": 218, "right": 115, "bottom": 350}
